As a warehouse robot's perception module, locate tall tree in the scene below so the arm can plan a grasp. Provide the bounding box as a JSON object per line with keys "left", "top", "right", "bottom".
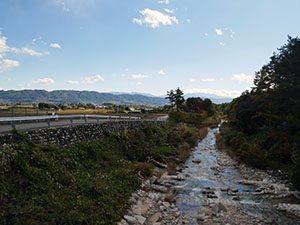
{"left": 166, "top": 88, "right": 185, "bottom": 111}
{"left": 165, "top": 89, "right": 175, "bottom": 106}
{"left": 253, "top": 36, "right": 300, "bottom": 93}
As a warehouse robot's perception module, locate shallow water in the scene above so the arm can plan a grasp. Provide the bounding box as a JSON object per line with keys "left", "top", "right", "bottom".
{"left": 176, "top": 127, "right": 300, "bottom": 225}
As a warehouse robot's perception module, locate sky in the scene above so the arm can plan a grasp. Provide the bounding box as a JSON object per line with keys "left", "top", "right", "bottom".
{"left": 0, "top": 0, "right": 299, "bottom": 97}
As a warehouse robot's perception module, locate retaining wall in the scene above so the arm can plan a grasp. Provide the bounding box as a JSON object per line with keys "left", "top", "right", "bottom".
{"left": 0, "top": 121, "right": 162, "bottom": 146}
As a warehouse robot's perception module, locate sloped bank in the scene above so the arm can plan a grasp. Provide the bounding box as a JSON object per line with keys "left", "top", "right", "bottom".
{"left": 118, "top": 127, "right": 209, "bottom": 225}
{"left": 0, "top": 122, "right": 201, "bottom": 224}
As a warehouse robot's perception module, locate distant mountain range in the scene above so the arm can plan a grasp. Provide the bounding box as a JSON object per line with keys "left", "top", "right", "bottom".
{"left": 0, "top": 90, "right": 233, "bottom": 106}
{"left": 0, "top": 90, "right": 167, "bottom": 106}
{"left": 184, "top": 93, "right": 233, "bottom": 104}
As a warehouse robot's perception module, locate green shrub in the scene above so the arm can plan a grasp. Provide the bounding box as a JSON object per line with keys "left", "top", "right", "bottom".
{"left": 0, "top": 122, "right": 201, "bottom": 224}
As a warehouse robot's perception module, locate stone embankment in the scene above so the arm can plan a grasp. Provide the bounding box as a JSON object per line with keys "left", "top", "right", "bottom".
{"left": 0, "top": 121, "right": 161, "bottom": 146}
{"left": 118, "top": 169, "right": 185, "bottom": 225}
{"left": 120, "top": 128, "right": 300, "bottom": 225}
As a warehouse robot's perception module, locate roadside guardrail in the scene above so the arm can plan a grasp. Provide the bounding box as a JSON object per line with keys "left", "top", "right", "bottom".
{"left": 0, "top": 114, "right": 168, "bottom": 133}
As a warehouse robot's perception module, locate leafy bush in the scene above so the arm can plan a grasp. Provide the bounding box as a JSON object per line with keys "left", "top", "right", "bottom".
{"left": 169, "top": 111, "right": 204, "bottom": 127}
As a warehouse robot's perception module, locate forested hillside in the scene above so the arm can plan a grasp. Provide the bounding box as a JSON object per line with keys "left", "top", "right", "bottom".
{"left": 220, "top": 36, "right": 300, "bottom": 187}
{"left": 0, "top": 90, "right": 167, "bottom": 106}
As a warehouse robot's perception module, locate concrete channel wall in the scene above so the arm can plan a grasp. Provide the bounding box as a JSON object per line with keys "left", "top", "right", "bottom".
{"left": 0, "top": 120, "right": 163, "bottom": 146}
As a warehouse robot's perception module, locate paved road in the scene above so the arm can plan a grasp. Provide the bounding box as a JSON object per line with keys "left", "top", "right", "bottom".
{"left": 0, "top": 114, "right": 139, "bottom": 134}
{"left": 0, "top": 114, "right": 168, "bottom": 134}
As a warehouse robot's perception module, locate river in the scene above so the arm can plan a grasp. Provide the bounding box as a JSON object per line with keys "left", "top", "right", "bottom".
{"left": 176, "top": 127, "right": 300, "bottom": 225}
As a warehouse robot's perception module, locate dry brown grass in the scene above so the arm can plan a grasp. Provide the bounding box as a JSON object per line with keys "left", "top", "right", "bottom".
{"left": 57, "top": 108, "right": 113, "bottom": 115}
{"left": 178, "top": 142, "right": 191, "bottom": 163}
{"left": 201, "top": 116, "right": 221, "bottom": 128}
{"left": 216, "top": 133, "right": 240, "bottom": 161}
{"left": 167, "top": 162, "right": 177, "bottom": 175}
{"left": 133, "top": 162, "right": 153, "bottom": 178}
{"left": 198, "top": 127, "right": 208, "bottom": 140}
{"left": 164, "top": 189, "right": 178, "bottom": 203}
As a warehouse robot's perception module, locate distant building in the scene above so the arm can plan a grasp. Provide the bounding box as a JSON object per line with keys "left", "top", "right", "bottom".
{"left": 128, "top": 107, "right": 142, "bottom": 113}
{"left": 95, "top": 105, "right": 107, "bottom": 109}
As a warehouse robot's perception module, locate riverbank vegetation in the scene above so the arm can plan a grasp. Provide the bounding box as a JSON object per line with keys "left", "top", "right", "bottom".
{"left": 166, "top": 88, "right": 220, "bottom": 128}
{"left": 0, "top": 122, "right": 202, "bottom": 224}
{"left": 218, "top": 36, "right": 300, "bottom": 188}
{"left": 1, "top": 79, "right": 221, "bottom": 224}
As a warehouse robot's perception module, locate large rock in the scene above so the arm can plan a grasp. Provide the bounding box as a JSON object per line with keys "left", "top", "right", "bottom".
{"left": 135, "top": 215, "right": 146, "bottom": 224}
{"left": 132, "top": 205, "right": 141, "bottom": 215}
{"left": 124, "top": 215, "right": 138, "bottom": 224}
{"left": 145, "top": 212, "right": 161, "bottom": 225}
{"left": 150, "top": 184, "right": 168, "bottom": 193}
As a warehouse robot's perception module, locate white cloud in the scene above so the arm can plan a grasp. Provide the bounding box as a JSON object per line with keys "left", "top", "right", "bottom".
{"left": 231, "top": 73, "right": 253, "bottom": 83}
{"left": 215, "top": 27, "right": 235, "bottom": 39}
{"left": 204, "top": 33, "right": 208, "bottom": 37}
{"left": 32, "top": 77, "right": 55, "bottom": 85}
{"left": 189, "top": 78, "right": 196, "bottom": 82}
{"left": 201, "top": 78, "right": 216, "bottom": 82}
{"left": 219, "top": 42, "right": 225, "bottom": 46}
{"left": 133, "top": 8, "right": 178, "bottom": 28}
{"left": 1, "top": 34, "right": 48, "bottom": 57}
{"left": 60, "top": 1, "right": 70, "bottom": 12}
{"left": 0, "top": 36, "right": 20, "bottom": 72}
{"left": 185, "top": 88, "right": 241, "bottom": 98}
{"left": 159, "top": 0, "right": 170, "bottom": 4}
{"left": 186, "top": 19, "right": 191, "bottom": 23}
{"left": 67, "top": 80, "right": 80, "bottom": 85}
{"left": 132, "top": 74, "right": 148, "bottom": 79}
{"left": 0, "top": 36, "right": 8, "bottom": 55}
{"left": 158, "top": 69, "right": 166, "bottom": 75}
{"left": 67, "top": 75, "right": 105, "bottom": 85}
{"left": 132, "top": 18, "right": 143, "bottom": 25}
{"left": 32, "top": 35, "right": 47, "bottom": 45}
{"left": 225, "top": 28, "right": 235, "bottom": 39}
{"left": 164, "top": 8, "right": 175, "bottom": 14}
{"left": 82, "top": 74, "right": 104, "bottom": 84}
{"left": 215, "top": 28, "right": 223, "bottom": 36}
{"left": 0, "top": 59, "right": 20, "bottom": 72}
{"left": 50, "top": 43, "right": 61, "bottom": 49}
{"left": 10, "top": 47, "right": 48, "bottom": 57}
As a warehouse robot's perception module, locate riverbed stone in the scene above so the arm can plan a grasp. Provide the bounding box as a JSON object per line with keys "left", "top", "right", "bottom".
{"left": 124, "top": 215, "right": 138, "bottom": 224}
{"left": 192, "top": 159, "right": 202, "bottom": 164}
{"left": 135, "top": 215, "right": 146, "bottom": 224}
{"left": 145, "top": 212, "right": 161, "bottom": 224}
{"left": 119, "top": 127, "right": 300, "bottom": 225}
{"left": 162, "top": 201, "right": 170, "bottom": 208}
{"left": 150, "top": 184, "right": 167, "bottom": 193}
{"left": 132, "top": 205, "right": 141, "bottom": 215}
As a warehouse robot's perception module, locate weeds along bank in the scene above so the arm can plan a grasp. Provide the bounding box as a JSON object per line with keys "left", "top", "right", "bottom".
{"left": 0, "top": 121, "right": 204, "bottom": 225}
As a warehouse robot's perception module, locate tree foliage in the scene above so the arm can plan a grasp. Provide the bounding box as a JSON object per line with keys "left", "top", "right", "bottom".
{"left": 185, "top": 97, "right": 214, "bottom": 116}
{"left": 166, "top": 88, "right": 185, "bottom": 111}
{"left": 223, "top": 36, "right": 300, "bottom": 188}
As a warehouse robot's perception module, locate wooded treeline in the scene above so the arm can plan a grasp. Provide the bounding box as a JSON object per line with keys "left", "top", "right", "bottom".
{"left": 220, "top": 36, "right": 300, "bottom": 188}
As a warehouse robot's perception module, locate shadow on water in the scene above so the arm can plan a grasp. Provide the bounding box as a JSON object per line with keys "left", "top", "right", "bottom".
{"left": 176, "top": 127, "right": 300, "bottom": 225}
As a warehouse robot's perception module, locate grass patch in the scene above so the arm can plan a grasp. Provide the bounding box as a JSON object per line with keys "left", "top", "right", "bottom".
{"left": 0, "top": 122, "right": 200, "bottom": 224}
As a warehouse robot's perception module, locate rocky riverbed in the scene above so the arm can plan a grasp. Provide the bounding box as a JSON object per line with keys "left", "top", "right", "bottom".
{"left": 119, "top": 127, "right": 300, "bottom": 225}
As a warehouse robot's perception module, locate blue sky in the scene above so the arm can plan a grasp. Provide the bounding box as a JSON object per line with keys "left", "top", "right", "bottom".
{"left": 0, "top": 0, "right": 299, "bottom": 97}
